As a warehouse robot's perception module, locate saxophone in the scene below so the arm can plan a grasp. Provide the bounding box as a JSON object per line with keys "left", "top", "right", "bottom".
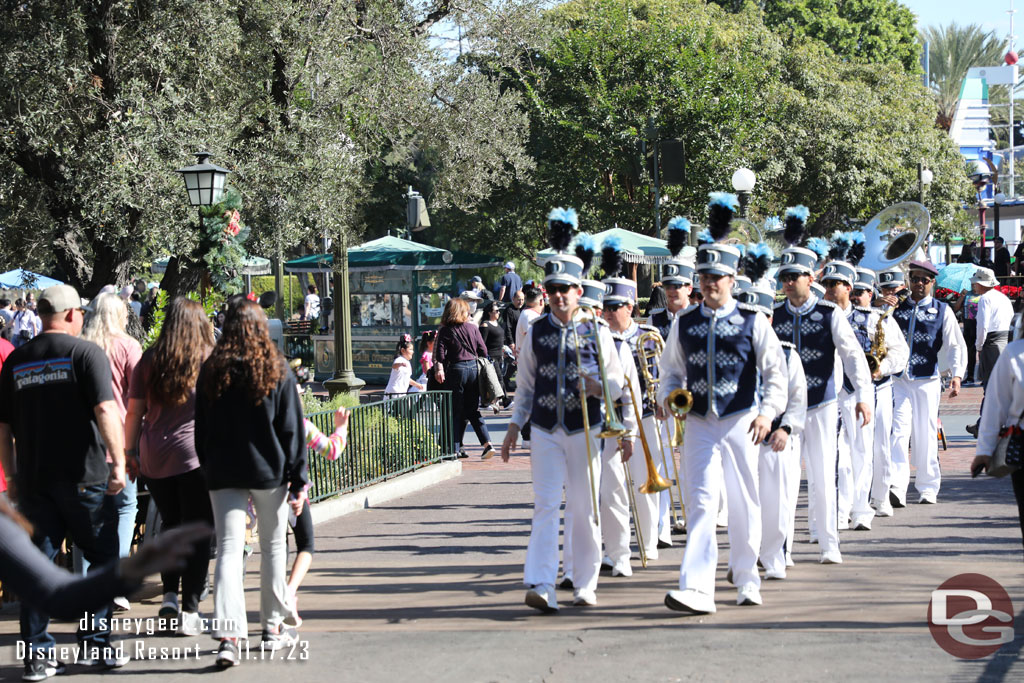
{"left": 866, "top": 309, "right": 890, "bottom": 376}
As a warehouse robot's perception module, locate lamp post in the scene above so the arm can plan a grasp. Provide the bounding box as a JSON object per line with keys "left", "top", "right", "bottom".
{"left": 323, "top": 231, "right": 366, "bottom": 399}
{"left": 970, "top": 160, "right": 994, "bottom": 253}
{"left": 995, "top": 192, "right": 1007, "bottom": 242}
{"left": 918, "top": 162, "right": 935, "bottom": 258}
{"left": 731, "top": 167, "right": 756, "bottom": 218}
{"left": 175, "top": 152, "right": 230, "bottom": 297}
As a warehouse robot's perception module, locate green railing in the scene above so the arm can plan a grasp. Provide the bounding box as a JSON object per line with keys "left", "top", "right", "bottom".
{"left": 304, "top": 391, "right": 456, "bottom": 502}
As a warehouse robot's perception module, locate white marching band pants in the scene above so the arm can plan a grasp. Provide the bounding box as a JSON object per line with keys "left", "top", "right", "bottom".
{"left": 525, "top": 426, "right": 602, "bottom": 592}
{"left": 599, "top": 436, "right": 632, "bottom": 568}
{"left": 677, "top": 409, "right": 761, "bottom": 596}
{"left": 890, "top": 376, "right": 942, "bottom": 502}
{"left": 801, "top": 403, "right": 841, "bottom": 554}
{"left": 837, "top": 388, "right": 876, "bottom": 526}
{"left": 759, "top": 432, "right": 801, "bottom": 574}
{"left": 631, "top": 415, "right": 668, "bottom": 555}
{"left": 870, "top": 382, "right": 894, "bottom": 504}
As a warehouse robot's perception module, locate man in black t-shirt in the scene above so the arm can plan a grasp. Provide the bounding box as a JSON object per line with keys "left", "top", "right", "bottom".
{"left": 0, "top": 284, "right": 131, "bottom": 677}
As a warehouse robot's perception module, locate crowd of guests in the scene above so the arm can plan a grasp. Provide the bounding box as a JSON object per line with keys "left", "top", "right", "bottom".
{"left": 0, "top": 284, "right": 351, "bottom": 679}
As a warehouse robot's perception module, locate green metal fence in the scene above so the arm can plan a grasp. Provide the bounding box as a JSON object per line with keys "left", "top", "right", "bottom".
{"left": 304, "top": 391, "right": 456, "bottom": 502}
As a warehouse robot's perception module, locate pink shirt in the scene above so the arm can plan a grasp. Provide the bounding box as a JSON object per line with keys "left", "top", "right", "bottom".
{"left": 107, "top": 335, "right": 143, "bottom": 422}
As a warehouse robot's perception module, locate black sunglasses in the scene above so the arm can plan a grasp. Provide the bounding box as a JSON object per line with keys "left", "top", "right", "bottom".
{"left": 604, "top": 302, "right": 626, "bottom": 311}
{"left": 779, "top": 273, "right": 804, "bottom": 283}
{"left": 547, "top": 283, "right": 572, "bottom": 294}
{"left": 910, "top": 275, "right": 934, "bottom": 284}
{"left": 664, "top": 283, "right": 685, "bottom": 290}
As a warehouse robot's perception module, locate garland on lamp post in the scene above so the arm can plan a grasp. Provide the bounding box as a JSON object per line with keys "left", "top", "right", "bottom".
{"left": 197, "top": 188, "right": 250, "bottom": 293}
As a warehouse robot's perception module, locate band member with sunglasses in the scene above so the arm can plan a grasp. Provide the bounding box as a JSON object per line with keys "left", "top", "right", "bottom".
{"left": 889, "top": 260, "right": 966, "bottom": 506}
{"left": 501, "top": 208, "right": 626, "bottom": 613}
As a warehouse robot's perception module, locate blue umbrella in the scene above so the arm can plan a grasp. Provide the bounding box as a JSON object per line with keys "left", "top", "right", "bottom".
{"left": 936, "top": 263, "right": 979, "bottom": 294}
{"left": 0, "top": 268, "right": 65, "bottom": 289}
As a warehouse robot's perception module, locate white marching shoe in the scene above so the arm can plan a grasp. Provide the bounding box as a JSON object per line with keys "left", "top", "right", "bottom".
{"left": 664, "top": 589, "right": 716, "bottom": 614}
{"left": 525, "top": 584, "right": 559, "bottom": 613}
{"left": 737, "top": 585, "right": 763, "bottom": 606}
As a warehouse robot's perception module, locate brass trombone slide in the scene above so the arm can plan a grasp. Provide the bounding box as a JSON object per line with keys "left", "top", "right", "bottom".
{"left": 570, "top": 305, "right": 627, "bottom": 527}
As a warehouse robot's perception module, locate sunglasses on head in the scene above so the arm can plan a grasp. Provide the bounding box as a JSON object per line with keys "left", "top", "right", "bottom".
{"left": 547, "top": 283, "right": 572, "bottom": 294}
{"left": 910, "top": 275, "right": 934, "bottom": 284}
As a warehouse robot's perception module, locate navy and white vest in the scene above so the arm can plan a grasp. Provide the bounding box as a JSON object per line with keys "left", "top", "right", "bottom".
{"left": 617, "top": 323, "right": 659, "bottom": 419}
{"left": 649, "top": 308, "right": 675, "bottom": 342}
{"left": 892, "top": 297, "right": 947, "bottom": 379}
{"left": 529, "top": 314, "right": 601, "bottom": 434}
{"left": 843, "top": 306, "right": 872, "bottom": 394}
{"left": 677, "top": 303, "right": 760, "bottom": 418}
{"left": 772, "top": 298, "right": 838, "bottom": 409}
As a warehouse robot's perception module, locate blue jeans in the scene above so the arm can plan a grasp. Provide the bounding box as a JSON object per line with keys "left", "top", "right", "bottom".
{"left": 74, "top": 476, "right": 137, "bottom": 573}
{"left": 19, "top": 482, "right": 118, "bottom": 660}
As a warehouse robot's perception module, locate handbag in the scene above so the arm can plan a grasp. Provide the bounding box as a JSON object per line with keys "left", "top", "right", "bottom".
{"left": 989, "top": 424, "right": 1024, "bottom": 478}
{"left": 477, "top": 357, "right": 505, "bottom": 405}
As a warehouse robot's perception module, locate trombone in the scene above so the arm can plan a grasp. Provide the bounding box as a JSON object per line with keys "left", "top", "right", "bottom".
{"left": 636, "top": 330, "right": 687, "bottom": 529}
{"left": 570, "top": 304, "right": 627, "bottom": 527}
{"left": 621, "top": 372, "right": 672, "bottom": 567}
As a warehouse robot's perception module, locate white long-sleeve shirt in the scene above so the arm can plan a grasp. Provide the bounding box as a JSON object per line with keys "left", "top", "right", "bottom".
{"left": 656, "top": 300, "right": 787, "bottom": 422}
{"left": 977, "top": 339, "right": 1024, "bottom": 456}
{"left": 837, "top": 303, "right": 910, "bottom": 381}
{"left": 612, "top": 335, "right": 639, "bottom": 444}
{"left": 899, "top": 295, "right": 967, "bottom": 379}
{"left": 976, "top": 288, "right": 1015, "bottom": 351}
{"left": 779, "top": 345, "right": 807, "bottom": 435}
{"left": 510, "top": 311, "right": 625, "bottom": 432}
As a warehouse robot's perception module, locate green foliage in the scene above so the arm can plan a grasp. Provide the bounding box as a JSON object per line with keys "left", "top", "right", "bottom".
{"left": 198, "top": 189, "right": 249, "bottom": 294}
{"left": 251, "top": 275, "right": 305, "bottom": 318}
{"left": 301, "top": 390, "right": 360, "bottom": 415}
{"left": 142, "top": 289, "right": 169, "bottom": 350}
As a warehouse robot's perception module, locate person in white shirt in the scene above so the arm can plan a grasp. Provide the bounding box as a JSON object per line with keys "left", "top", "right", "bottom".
{"left": 303, "top": 285, "right": 321, "bottom": 322}
{"left": 384, "top": 335, "right": 425, "bottom": 397}
{"left": 513, "top": 286, "right": 545, "bottom": 449}
{"left": 968, "top": 267, "right": 1016, "bottom": 436}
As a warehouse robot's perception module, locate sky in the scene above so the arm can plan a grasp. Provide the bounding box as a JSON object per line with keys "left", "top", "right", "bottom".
{"left": 902, "top": 0, "right": 1020, "bottom": 44}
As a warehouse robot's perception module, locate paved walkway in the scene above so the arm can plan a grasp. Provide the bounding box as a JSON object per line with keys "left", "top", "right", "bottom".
{"left": 2, "top": 397, "right": 1022, "bottom": 681}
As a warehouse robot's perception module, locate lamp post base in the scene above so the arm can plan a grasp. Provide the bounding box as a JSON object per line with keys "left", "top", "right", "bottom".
{"left": 324, "top": 372, "right": 366, "bottom": 399}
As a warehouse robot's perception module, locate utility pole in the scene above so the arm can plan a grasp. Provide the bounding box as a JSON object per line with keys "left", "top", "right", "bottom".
{"left": 1010, "top": 0, "right": 1017, "bottom": 197}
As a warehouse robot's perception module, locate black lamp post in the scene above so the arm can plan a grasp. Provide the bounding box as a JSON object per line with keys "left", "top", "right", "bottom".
{"left": 970, "top": 160, "right": 994, "bottom": 253}
{"left": 176, "top": 152, "right": 230, "bottom": 207}
{"left": 731, "top": 167, "right": 756, "bottom": 218}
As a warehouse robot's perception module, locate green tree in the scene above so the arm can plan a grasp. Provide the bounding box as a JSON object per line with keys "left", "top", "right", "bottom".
{"left": 713, "top": 0, "right": 921, "bottom": 73}
{"left": 919, "top": 23, "right": 1006, "bottom": 130}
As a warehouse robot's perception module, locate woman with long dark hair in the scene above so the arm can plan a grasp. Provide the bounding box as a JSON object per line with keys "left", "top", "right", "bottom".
{"left": 434, "top": 297, "right": 494, "bottom": 459}
{"left": 124, "top": 297, "right": 215, "bottom": 635}
{"left": 195, "top": 300, "right": 307, "bottom": 667}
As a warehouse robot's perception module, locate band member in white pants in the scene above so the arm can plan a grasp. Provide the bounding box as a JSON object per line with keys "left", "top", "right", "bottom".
{"left": 889, "top": 260, "right": 965, "bottom": 506}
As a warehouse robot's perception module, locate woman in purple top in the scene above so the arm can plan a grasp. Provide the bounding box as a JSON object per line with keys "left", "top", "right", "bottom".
{"left": 124, "top": 297, "right": 215, "bottom": 636}
{"left": 434, "top": 298, "right": 495, "bottom": 459}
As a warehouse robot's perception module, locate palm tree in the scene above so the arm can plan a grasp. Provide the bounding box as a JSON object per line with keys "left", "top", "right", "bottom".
{"left": 920, "top": 23, "right": 1006, "bottom": 131}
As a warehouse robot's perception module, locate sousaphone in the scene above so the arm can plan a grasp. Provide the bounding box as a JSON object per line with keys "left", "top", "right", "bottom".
{"left": 858, "top": 202, "right": 931, "bottom": 272}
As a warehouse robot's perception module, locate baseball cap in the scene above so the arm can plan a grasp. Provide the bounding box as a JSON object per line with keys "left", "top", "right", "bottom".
{"left": 504, "top": 261, "right": 515, "bottom": 270}
{"left": 469, "top": 276, "right": 482, "bottom": 284}
{"left": 37, "top": 284, "right": 83, "bottom": 315}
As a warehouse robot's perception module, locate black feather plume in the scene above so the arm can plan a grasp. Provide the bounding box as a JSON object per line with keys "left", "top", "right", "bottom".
{"left": 600, "top": 235, "right": 624, "bottom": 279}
{"left": 706, "top": 192, "right": 737, "bottom": 243}
{"left": 847, "top": 232, "right": 866, "bottom": 266}
{"left": 743, "top": 243, "right": 774, "bottom": 282}
{"left": 783, "top": 205, "right": 809, "bottom": 246}
{"left": 574, "top": 234, "right": 596, "bottom": 274}
{"left": 547, "top": 207, "right": 577, "bottom": 252}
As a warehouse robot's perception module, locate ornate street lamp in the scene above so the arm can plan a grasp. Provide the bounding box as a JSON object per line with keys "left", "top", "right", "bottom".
{"left": 731, "top": 167, "right": 756, "bottom": 218}
{"left": 176, "top": 152, "right": 230, "bottom": 206}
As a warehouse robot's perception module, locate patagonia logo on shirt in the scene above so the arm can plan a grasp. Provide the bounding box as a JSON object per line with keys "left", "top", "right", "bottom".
{"left": 13, "top": 358, "right": 73, "bottom": 390}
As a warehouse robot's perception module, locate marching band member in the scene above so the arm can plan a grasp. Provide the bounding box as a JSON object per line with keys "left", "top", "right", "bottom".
{"left": 502, "top": 208, "right": 626, "bottom": 612}
{"left": 601, "top": 236, "right": 663, "bottom": 568}
{"left": 773, "top": 207, "right": 872, "bottom": 565}
{"left": 821, "top": 233, "right": 901, "bottom": 532}
{"left": 739, "top": 244, "right": 807, "bottom": 579}
{"left": 659, "top": 193, "right": 787, "bottom": 613}
{"left": 888, "top": 260, "right": 966, "bottom": 506}
{"left": 650, "top": 217, "right": 695, "bottom": 539}
{"left": 852, "top": 268, "right": 909, "bottom": 519}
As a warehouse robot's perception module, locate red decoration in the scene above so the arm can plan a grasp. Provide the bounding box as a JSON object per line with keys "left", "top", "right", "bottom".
{"left": 1006, "top": 51, "right": 1019, "bottom": 65}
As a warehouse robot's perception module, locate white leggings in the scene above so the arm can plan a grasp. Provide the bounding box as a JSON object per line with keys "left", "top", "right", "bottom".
{"left": 209, "top": 486, "right": 290, "bottom": 639}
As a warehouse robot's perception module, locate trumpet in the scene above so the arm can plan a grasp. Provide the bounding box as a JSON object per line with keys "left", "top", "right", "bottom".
{"left": 569, "top": 304, "right": 626, "bottom": 527}
{"left": 667, "top": 388, "right": 693, "bottom": 448}
{"left": 635, "top": 330, "right": 685, "bottom": 529}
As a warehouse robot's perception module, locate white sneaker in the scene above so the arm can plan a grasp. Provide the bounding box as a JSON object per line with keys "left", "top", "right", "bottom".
{"left": 764, "top": 568, "right": 787, "bottom": 580}
{"left": 872, "top": 498, "right": 894, "bottom": 517}
{"left": 852, "top": 516, "right": 872, "bottom": 531}
{"left": 819, "top": 550, "right": 843, "bottom": 564}
{"left": 79, "top": 650, "right": 130, "bottom": 668}
{"left": 837, "top": 518, "right": 850, "bottom": 531}
{"left": 611, "top": 562, "right": 633, "bottom": 577}
{"left": 521, "top": 439, "right": 531, "bottom": 450}
{"left": 525, "top": 584, "right": 559, "bottom": 613}
{"left": 716, "top": 512, "right": 728, "bottom": 528}
{"left": 645, "top": 548, "right": 660, "bottom": 562}
{"left": 785, "top": 554, "right": 795, "bottom": 568}
{"left": 158, "top": 592, "right": 178, "bottom": 629}
{"left": 112, "top": 596, "right": 130, "bottom": 611}
{"left": 737, "top": 585, "right": 763, "bottom": 606}
{"left": 177, "top": 611, "right": 205, "bottom": 637}
{"left": 664, "top": 588, "right": 716, "bottom": 614}
{"left": 918, "top": 492, "right": 937, "bottom": 505}
{"left": 572, "top": 588, "right": 597, "bottom": 606}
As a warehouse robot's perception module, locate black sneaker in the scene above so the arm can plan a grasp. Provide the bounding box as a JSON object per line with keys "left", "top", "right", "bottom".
{"left": 216, "top": 639, "right": 240, "bottom": 668}
{"left": 261, "top": 625, "right": 298, "bottom": 651}
{"left": 888, "top": 490, "right": 906, "bottom": 509}
{"left": 558, "top": 577, "right": 574, "bottom": 590}
{"left": 966, "top": 422, "right": 979, "bottom": 438}
{"left": 22, "top": 660, "right": 65, "bottom": 681}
